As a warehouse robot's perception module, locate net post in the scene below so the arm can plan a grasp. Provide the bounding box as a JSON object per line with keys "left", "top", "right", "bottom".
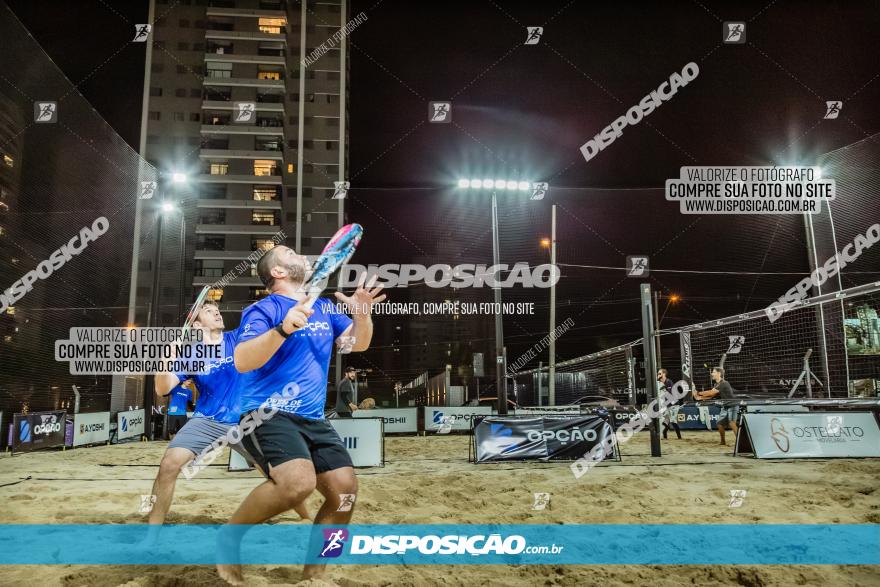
{"left": 640, "top": 283, "right": 661, "bottom": 457}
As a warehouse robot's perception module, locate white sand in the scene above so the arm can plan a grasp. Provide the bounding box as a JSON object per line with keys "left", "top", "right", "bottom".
{"left": 1, "top": 432, "right": 878, "bottom": 586}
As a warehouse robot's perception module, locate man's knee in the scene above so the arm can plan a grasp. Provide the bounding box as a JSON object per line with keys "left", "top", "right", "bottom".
{"left": 271, "top": 463, "right": 317, "bottom": 507}
{"left": 159, "top": 451, "right": 192, "bottom": 476}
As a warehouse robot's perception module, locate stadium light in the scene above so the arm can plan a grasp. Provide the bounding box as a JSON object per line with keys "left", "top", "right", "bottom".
{"left": 457, "top": 178, "right": 537, "bottom": 190}
{"left": 669, "top": 294, "right": 681, "bottom": 303}
{"left": 454, "top": 175, "right": 547, "bottom": 415}
{"left": 540, "top": 237, "right": 551, "bottom": 249}
{"left": 161, "top": 202, "right": 177, "bottom": 213}
{"left": 171, "top": 172, "right": 188, "bottom": 184}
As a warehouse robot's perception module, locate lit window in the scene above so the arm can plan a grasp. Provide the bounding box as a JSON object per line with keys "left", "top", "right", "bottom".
{"left": 252, "top": 209, "right": 276, "bottom": 225}
{"left": 258, "top": 71, "right": 281, "bottom": 81}
{"left": 6, "top": 307, "right": 14, "bottom": 315}
{"left": 2, "top": 154, "right": 12, "bottom": 167}
{"left": 3, "top": 335, "right": 11, "bottom": 343}
{"left": 210, "top": 162, "right": 229, "bottom": 175}
{"left": 253, "top": 187, "right": 277, "bottom": 201}
{"left": 258, "top": 17, "right": 285, "bottom": 34}
{"left": 253, "top": 239, "right": 274, "bottom": 251}
{"left": 206, "top": 288, "right": 224, "bottom": 302}
{"left": 0, "top": 227, "right": 4, "bottom": 236}
{"left": 253, "top": 160, "right": 276, "bottom": 176}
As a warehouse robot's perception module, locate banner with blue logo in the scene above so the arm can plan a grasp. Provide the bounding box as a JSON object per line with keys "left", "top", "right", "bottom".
{"left": 11, "top": 410, "right": 66, "bottom": 453}
{"left": 0, "top": 524, "right": 876, "bottom": 565}
{"left": 675, "top": 404, "right": 722, "bottom": 430}
{"left": 116, "top": 409, "right": 145, "bottom": 441}
{"left": 473, "top": 415, "right": 616, "bottom": 462}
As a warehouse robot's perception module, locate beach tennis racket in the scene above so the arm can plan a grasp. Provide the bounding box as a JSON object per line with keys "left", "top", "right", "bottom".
{"left": 182, "top": 285, "right": 211, "bottom": 334}
{"left": 301, "top": 223, "right": 363, "bottom": 309}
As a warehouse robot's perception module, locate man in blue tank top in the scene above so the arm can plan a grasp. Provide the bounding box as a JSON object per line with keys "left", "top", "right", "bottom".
{"left": 217, "top": 245, "right": 384, "bottom": 585}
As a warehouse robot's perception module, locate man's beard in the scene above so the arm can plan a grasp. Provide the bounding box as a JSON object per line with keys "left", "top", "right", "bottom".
{"left": 284, "top": 261, "right": 307, "bottom": 285}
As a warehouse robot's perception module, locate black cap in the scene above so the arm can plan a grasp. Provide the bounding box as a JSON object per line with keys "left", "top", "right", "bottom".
{"left": 345, "top": 366, "right": 356, "bottom": 373}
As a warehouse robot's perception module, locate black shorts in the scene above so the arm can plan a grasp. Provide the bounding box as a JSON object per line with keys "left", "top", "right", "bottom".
{"left": 241, "top": 411, "right": 353, "bottom": 474}
{"left": 167, "top": 415, "right": 187, "bottom": 435}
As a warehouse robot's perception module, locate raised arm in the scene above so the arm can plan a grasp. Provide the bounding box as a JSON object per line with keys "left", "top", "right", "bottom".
{"left": 234, "top": 298, "right": 313, "bottom": 372}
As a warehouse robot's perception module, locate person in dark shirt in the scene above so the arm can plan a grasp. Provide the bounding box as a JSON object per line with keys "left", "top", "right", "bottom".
{"left": 693, "top": 366, "right": 737, "bottom": 445}
{"left": 336, "top": 366, "right": 358, "bottom": 418}
{"left": 658, "top": 368, "right": 682, "bottom": 439}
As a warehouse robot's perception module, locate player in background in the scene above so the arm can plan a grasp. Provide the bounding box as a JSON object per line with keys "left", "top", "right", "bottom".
{"left": 163, "top": 382, "right": 191, "bottom": 439}
{"left": 693, "top": 366, "right": 738, "bottom": 445}
{"left": 658, "top": 368, "right": 682, "bottom": 439}
{"left": 216, "top": 245, "right": 384, "bottom": 585}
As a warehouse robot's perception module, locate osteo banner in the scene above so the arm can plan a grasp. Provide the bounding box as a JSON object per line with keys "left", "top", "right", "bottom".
{"left": 116, "top": 409, "right": 145, "bottom": 440}
{"left": 73, "top": 412, "right": 110, "bottom": 447}
{"left": 353, "top": 408, "right": 418, "bottom": 433}
{"left": 423, "top": 406, "right": 493, "bottom": 432}
{"left": 329, "top": 417, "right": 384, "bottom": 466}
{"left": 744, "top": 412, "right": 880, "bottom": 458}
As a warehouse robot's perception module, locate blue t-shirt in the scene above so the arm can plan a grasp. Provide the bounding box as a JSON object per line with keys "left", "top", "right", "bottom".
{"left": 175, "top": 330, "right": 241, "bottom": 424}
{"left": 237, "top": 295, "right": 352, "bottom": 419}
{"left": 165, "top": 385, "right": 191, "bottom": 416}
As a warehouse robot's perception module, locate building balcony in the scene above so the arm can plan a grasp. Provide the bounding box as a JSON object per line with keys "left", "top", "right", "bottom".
{"left": 205, "top": 52, "right": 285, "bottom": 66}
{"left": 202, "top": 100, "right": 284, "bottom": 112}
{"left": 194, "top": 274, "right": 263, "bottom": 287}
{"left": 201, "top": 124, "right": 284, "bottom": 136}
{"left": 206, "top": 30, "right": 287, "bottom": 44}
{"left": 198, "top": 173, "right": 282, "bottom": 184}
{"left": 199, "top": 148, "right": 283, "bottom": 160}
{"left": 197, "top": 198, "right": 282, "bottom": 210}
{"left": 196, "top": 223, "right": 282, "bottom": 235}
{"left": 203, "top": 76, "right": 285, "bottom": 89}
{"left": 195, "top": 249, "right": 259, "bottom": 261}
{"left": 206, "top": 7, "right": 286, "bottom": 19}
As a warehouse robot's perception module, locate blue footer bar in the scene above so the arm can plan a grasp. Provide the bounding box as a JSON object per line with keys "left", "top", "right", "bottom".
{"left": 0, "top": 524, "right": 876, "bottom": 565}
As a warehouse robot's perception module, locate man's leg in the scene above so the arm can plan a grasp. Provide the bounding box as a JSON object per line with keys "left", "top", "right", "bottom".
{"left": 303, "top": 466, "right": 358, "bottom": 581}
{"left": 147, "top": 447, "right": 195, "bottom": 525}
{"left": 718, "top": 422, "right": 727, "bottom": 445}
{"left": 217, "top": 459, "right": 316, "bottom": 585}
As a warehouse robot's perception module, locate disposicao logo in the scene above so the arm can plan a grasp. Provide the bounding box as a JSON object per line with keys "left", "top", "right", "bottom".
{"left": 319, "top": 528, "right": 348, "bottom": 558}
{"left": 121, "top": 416, "right": 128, "bottom": 432}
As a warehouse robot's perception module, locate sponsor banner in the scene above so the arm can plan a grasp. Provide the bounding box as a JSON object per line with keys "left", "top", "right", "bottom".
{"left": 742, "top": 412, "right": 880, "bottom": 458}
{"left": 514, "top": 406, "right": 581, "bottom": 416}
{"left": 0, "top": 524, "right": 876, "bottom": 565}
{"left": 745, "top": 404, "right": 809, "bottom": 413}
{"left": 474, "top": 415, "right": 615, "bottom": 462}
{"left": 675, "top": 404, "right": 723, "bottom": 430}
{"left": 116, "top": 409, "right": 145, "bottom": 440}
{"left": 72, "top": 412, "right": 110, "bottom": 447}
{"left": 353, "top": 408, "right": 418, "bottom": 434}
{"left": 607, "top": 408, "right": 650, "bottom": 429}
{"left": 423, "top": 406, "right": 492, "bottom": 432}
{"left": 329, "top": 417, "right": 384, "bottom": 466}
{"left": 12, "top": 411, "right": 66, "bottom": 453}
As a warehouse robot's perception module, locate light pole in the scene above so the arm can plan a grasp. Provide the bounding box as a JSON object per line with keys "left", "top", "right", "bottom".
{"left": 456, "top": 178, "right": 538, "bottom": 415}
{"left": 549, "top": 204, "right": 557, "bottom": 406}
{"left": 143, "top": 174, "right": 186, "bottom": 439}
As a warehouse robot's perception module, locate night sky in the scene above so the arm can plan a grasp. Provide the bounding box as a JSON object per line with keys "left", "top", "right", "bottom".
{"left": 6, "top": 0, "right": 880, "bottom": 387}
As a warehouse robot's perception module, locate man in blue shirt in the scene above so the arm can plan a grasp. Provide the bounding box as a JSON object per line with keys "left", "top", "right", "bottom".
{"left": 163, "top": 383, "right": 192, "bottom": 439}
{"left": 217, "top": 245, "right": 383, "bottom": 585}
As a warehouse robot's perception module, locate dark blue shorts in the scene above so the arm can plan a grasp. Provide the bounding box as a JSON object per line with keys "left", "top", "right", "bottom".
{"left": 240, "top": 411, "right": 353, "bottom": 474}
